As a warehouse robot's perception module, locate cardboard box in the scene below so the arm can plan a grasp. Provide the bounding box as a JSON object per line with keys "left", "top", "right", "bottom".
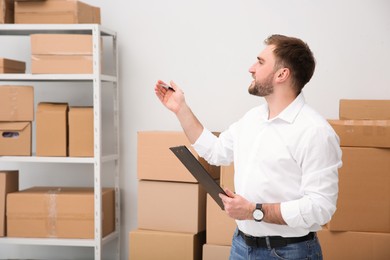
{"left": 0, "top": 58, "right": 26, "bottom": 73}
{"left": 329, "top": 119, "right": 390, "bottom": 148}
{"left": 0, "top": 171, "right": 18, "bottom": 237}
{"left": 31, "top": 34, "right": 96, "bottom": 74}
{"left": 15, "top": 0, "right": 100, "bottom": 24}
{"left": 206, "top": 194, "right": 236, "bottom": 245}
{"left": 0, "top": 122, "right": 31, "bottom": 156}
{"left": 138, "top": 180, "right": 206, "bottom": 233}
{"left": 203, "top": 244, "right": 231, "bottom": 260}
{"left": 129, "top": 229, "right": 205, "bottom": 260}
{"left": 36, "top": 102, "right": 68, "bottom": 157}
{"left": 69, "top": 107, "right": 93, "bottom": 157}
{"left": 340, "top": 99, "right": 390, "bottom": 120}
{"left": 318, "top": 228, "right": 390, "bottom": 260}
{"left": 0, "top": 0, "right": 14, "bottom": 24}
{"left": 137, "top": 131, "right": 220, "bottom": 182}
{"left": 221, "top": 164, "right": 235, "bottom": 192}
{"left": 7, "top": 187, "right": 115, "bottom": 239}
{"left": 31, "top": 34, "right": 94, "bottom": 55}
{"left": 327, "top": 147, "right": 390, "bottom": 232}
{"left": 32, "top": 55, "right": 94, "bottom": 74}
{"left": 0, "top": 85, "right": 34, "bottom": 122}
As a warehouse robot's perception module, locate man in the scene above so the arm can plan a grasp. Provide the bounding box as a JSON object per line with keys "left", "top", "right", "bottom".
{"left": 154, "top": 34, "right": 342, "bottom": 260}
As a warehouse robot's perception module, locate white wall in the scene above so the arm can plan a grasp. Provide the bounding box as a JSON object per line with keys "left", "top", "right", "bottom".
{"left": 1, "top": 0, "right": 390, "bottom": 259}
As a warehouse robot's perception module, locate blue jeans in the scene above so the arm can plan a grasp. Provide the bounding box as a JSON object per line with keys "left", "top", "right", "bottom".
{"left": 229, "top": 228, "right": 323, "bottom": 260}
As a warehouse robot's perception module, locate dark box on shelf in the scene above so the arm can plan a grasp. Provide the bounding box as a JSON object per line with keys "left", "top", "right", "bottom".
{"left": 0, "top": 0, "right": 14, "bottom": 24}
{"left": 0, "top": 171, "right": 18, "bottom": 237}
{"left": 7, "top": 187, "right": 115, "bottom": 239}
{"left": 0, "top": 58, "right": 26, "bottom": 73}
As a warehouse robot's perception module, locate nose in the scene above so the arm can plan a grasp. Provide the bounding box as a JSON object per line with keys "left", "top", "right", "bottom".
{"left": 249, "top": 62, "right": 256, "bottom": 73}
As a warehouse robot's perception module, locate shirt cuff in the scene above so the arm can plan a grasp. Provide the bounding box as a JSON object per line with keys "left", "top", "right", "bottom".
{"left": 280, "top": 200, "right": 302, "bottom": 228}
{"left": 192, "top": 128, "right": 217, "bottom": 157}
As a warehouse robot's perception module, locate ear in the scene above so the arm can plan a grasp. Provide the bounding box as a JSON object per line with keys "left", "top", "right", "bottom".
{"left": 275, "top": 68, "right": 290, "bottom": 83}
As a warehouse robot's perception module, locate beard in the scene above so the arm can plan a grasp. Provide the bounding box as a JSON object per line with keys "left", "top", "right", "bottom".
{"left": 248, "top": 72, "right": 274, "bottom": 97}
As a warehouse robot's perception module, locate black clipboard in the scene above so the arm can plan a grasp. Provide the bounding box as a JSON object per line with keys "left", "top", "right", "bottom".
{"left": 169, "top": 145, "right": 227, "bottom": 210}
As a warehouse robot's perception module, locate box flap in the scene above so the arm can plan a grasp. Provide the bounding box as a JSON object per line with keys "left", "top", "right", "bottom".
{"left": 329, "top": 119, "right": 390, "bottom": 127}
{"left": 0, "top": 122, "right": 30, "bottom": 131}
{"left": 37, "top": 102, "right": 68, "bottom": 112}
{"left": 69, "top": 106, "right": 93, "bottom": 114}
{"left": 15, "top": 1, "right": 78, "bottom": 13}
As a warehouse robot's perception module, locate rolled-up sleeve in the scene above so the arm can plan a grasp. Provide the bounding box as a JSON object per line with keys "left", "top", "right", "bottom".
{"left": 281, "top": 126, "right": 342, "bottom": 228}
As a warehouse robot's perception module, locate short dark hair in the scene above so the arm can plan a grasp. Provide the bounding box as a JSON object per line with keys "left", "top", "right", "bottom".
{"left": 265, "top": 34, "right": 316, "bottom": 93}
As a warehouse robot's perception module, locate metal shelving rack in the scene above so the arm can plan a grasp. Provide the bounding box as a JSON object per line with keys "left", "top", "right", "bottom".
{"left": 0, "top": 24, "right": 120, "bottom": 260}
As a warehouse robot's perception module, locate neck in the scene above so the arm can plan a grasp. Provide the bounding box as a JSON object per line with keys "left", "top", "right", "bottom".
{"left": 265, "top": 90, "right": 298, "bottom": 119}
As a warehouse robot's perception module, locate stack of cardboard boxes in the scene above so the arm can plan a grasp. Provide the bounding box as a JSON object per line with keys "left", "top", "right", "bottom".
{"left": 203, "top": 164, "right": 236, "bottom": 260}
{"left": 0, "top": 94, "right": 93, "bottom": 157}
{"left": 130, "top": 131, "right": 220, "bottom": 260}
{"left": 0, "top": 85, "right": 34, "bottom": 156}
{"left": 323, "top": 100, "right": 390, "bottom": 259}
{"left": 0, "top": 53, "right": 30, "bottom": 156}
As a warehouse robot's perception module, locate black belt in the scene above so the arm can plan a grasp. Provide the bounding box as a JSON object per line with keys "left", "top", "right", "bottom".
{"left": 238, "top": 229, "right": 315, "bottom": 248}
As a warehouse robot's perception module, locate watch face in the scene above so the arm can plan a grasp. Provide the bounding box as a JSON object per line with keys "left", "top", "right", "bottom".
{"left": 253, "top": 209, "right": 264, "bottom": 221}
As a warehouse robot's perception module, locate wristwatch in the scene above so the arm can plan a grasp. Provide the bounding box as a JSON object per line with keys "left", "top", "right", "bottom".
{"left": 252, "top": 203, "right": 264, "bottom": 222}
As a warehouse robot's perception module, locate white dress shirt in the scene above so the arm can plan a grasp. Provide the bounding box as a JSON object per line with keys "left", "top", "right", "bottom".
{"left": 192, "top": 93, "right": 342, "bottom": 237}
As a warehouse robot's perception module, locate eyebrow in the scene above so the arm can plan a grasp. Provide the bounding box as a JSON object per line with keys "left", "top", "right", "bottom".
{"left": 257, "top": 56, "right": 265, "bottom": 62}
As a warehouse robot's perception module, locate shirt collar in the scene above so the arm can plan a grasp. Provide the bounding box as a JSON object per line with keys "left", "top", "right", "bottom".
{"left": 266, "top": 92, "right": 306, "bottom": 124}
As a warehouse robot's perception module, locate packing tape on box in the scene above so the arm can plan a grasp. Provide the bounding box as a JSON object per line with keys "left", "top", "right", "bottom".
{"left": 46, "top": 188, "right": 61, "bottom": 238}
{"left": 9, "top": 86, "right": 18, "bottom": 118}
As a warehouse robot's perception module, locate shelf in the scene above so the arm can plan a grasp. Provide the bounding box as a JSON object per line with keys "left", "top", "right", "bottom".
{"left": 0, "top": 74, "right": 117, "bottom": 82}
{"left": 0, "top": 24, "right": 120, "bottom": 259}
{"left": 0, "top": 154, "right": 119, "bottom": 164}
{"left": 0, "top": 231, "right": 119, "bottom": 247}
{"left": 0, "top": 24, "right": 116, "bottom": 37}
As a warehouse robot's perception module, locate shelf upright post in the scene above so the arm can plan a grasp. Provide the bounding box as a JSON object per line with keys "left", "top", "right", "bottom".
{"left": 112, "top": 31, "right": 121, "bottom": 260}
{"left": 92, "top": 24, "right": 103, "bottom": 260}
